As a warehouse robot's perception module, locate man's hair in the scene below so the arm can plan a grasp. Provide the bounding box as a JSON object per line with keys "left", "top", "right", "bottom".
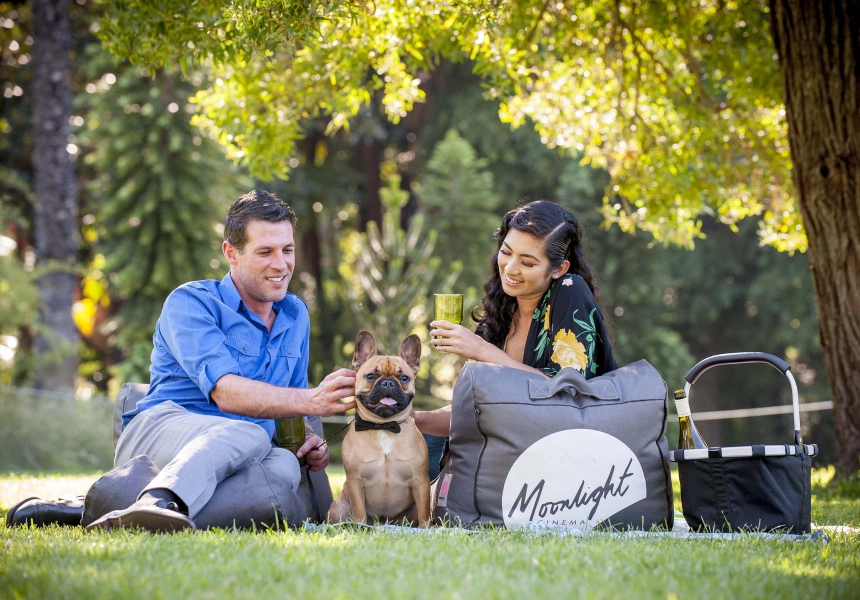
{"left": 224, "top": 190, "right": 296, "bottom": 251}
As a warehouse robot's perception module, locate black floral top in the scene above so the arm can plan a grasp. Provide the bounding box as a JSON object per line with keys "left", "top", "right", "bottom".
{"left": 524, "top": 274, "right": 617, "bottom": 378}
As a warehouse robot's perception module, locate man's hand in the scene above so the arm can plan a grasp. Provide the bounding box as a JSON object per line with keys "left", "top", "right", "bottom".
{"left": 297, "top": 433, "right": 329, "bottom": 472}
{"left": 306, "top": 368, "right": 356, "bottom": 416}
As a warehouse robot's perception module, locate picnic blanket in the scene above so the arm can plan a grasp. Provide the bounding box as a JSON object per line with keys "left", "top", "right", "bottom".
{"left": 301, "top": 519, "right": 835, "bottom": 542}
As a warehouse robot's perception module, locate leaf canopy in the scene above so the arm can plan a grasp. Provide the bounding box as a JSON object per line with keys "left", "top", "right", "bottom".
{"left": 99, "top": 0, "right": 802, "bottom": 250}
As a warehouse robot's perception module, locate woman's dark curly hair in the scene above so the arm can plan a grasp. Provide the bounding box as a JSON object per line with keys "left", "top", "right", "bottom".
{"left": 472, "top": 200, "right": 601, "bottom": 348}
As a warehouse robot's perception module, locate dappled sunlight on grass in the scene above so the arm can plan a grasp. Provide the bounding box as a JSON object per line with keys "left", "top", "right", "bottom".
{"left": 750, "top": 532, "right": 860, "bottom": 582}
{"left": 812, "top": 499, "right": 859, "bottom": 527}
{"left": 4, "top": 515, "right": 859, "bottom": 598}
{"left": 759, "top": 555, "right": 843, "bottom": 580}
{"left": 0, "top": 472, "right": 101, "bottom": 509}
{"left": 810, "top": 467, "right": 860, "bottom": 526}
{"left": 0, "top": 467, "right": 348, "bottom": 513}
{"left": 268, "top": 531, "right": 361, "bottom": 549}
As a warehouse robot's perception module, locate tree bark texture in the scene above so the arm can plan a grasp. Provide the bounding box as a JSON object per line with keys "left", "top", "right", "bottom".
{"left": 356, "top": 136, "right": 383, "bottom": 231}
{"left": 31, "top": 0, "right": 79, "bottom": 390}
{"left": 770, "top": 0, "right": 860, "bottom": 474}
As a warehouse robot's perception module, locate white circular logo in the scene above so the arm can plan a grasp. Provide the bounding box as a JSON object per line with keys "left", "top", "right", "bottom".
{"left": 502, "top": 429, "right": 647, "bottom": 530}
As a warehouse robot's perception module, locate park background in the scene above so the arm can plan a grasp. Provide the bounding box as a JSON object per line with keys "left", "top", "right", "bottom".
{"left": 2, "top": 3, "right": 859, "bottom": 599}
{"left": 0, "top": 0, "right": 842, "bottom": 473}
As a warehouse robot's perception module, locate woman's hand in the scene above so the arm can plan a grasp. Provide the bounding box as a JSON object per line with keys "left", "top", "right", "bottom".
{"left": 429, "top": 320, "right": 489, "bottom": 361}
{"left": 430, "top": 320, "right": 548, "bottom": 378}
{"left": 413, "top": 405, "right": 453, "bottom": 437}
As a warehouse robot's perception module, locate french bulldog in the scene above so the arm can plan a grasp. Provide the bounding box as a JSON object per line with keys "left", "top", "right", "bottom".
{"left": 327, "top": 330, "right": 431, "bottom": 527}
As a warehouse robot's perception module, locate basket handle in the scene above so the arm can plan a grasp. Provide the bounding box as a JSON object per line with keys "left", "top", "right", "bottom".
{"left": 684, "top": 352, "right": 790, "bottom": 384}
{"left": 682, "top": 352, "right": 802, "bottom": 445}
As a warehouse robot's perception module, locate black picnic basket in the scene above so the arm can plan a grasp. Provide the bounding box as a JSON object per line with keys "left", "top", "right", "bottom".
{"left": 670, "top": 352, "right": 818, "bottom": 533}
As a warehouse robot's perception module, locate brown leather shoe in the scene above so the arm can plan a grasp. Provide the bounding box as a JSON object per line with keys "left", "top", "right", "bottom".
{"left": 6, "top": 496, "right": 85, "bottom": 528}
{"left": 85, "top": 496, "right": 195, "bottom": 533}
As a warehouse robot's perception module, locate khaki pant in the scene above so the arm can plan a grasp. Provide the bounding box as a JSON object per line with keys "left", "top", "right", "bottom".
{"left": 116, "top": 401, "right": 301, "bottom": 519}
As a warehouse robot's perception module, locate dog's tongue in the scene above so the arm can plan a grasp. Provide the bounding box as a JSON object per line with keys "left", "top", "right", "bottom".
{"left": 379, "top": 398, "right": 397, "bottom": 406}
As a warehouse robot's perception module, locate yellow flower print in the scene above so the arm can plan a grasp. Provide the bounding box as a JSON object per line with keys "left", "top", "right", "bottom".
{"left": 551, "top": 329, "right": 588, "bottom": 372}
{"left": 544, "top": 304, "right": 551, "bottom": 331}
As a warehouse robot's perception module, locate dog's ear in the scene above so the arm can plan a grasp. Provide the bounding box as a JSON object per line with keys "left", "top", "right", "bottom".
{"left": 399, "top": 334, "right": 422, "bottom": 372}
{"left": 352, "top": 330, "right": 378, "bottom": 369}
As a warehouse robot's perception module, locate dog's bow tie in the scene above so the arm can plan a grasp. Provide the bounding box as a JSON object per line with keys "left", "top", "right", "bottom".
{"left": 354, "top": 415, "right": 401, "bottom": 434}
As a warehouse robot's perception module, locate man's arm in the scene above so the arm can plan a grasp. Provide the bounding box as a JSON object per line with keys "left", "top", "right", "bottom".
{"left": 211, "top": 369, "right": 356, "bottom": 419}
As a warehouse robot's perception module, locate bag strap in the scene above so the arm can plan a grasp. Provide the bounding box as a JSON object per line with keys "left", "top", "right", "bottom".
{"left": 528, "top": 368, "right": 619, "bottom": 401}
{"left": 305, "top": 466, "right": 321, "bottom": 523}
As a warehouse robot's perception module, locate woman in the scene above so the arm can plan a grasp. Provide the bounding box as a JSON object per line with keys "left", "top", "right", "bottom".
{"left": 415, "top": 200, "right": 617, "bottom": 439}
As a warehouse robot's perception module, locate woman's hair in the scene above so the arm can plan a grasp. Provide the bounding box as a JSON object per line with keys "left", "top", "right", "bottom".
{"left": 472, "top": 200, "right": 601, "bottom": 348}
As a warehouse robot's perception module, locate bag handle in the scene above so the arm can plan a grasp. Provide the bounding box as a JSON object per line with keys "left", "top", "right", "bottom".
{"left": 682, "top": 352, "right": 801, "bottom": 445}
{"left": 529, "top": 368, "right": 619, "bottom": 401}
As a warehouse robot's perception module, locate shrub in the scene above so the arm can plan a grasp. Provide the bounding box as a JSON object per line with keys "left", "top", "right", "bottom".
{"left": 0, "top": 387, "right": 114, "bottom": 472}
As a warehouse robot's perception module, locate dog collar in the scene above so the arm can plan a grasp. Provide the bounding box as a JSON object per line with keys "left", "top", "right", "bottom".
{"left": 354, "top": 414, "right": 401, "bottom": 434}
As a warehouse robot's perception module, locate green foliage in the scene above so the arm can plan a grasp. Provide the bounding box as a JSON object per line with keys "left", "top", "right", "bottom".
{"left": 78, "top": 57, "right": 247, "bottom": 383}
{"left": 184, "top": 1, "right": 439, "bottom": 180}
{"left": 0, "top": 167, "right": 38, "bottom": 339}
{"left": 0, "top": 0, "right": 831, "bottom": 463}
{"left": 0, "top": 389, "right": 114, "bottom": 472}
{"left": 417, "top": 64, "right": 570, "bottom": 204}
{"left": 487, "top": 1, "right": 795, "bottom": 250}
{"left": 812, "top": 466, "right": 860, "bottom": 501}
{"left": 100, "top": 0, "right": 801, "bottom": 251}
{"left": 0, "top": 250, "right": 39, "bottom": 386}
{"left": 0, "top": 2, "right": 33, "bottom": 171}
{"left": 0, "top": 255, "right": 38, "bottom": 338}
{"left": 417, "top": 129, "right": 499, "bottom": 291}
{"left": 0, "top": 166, "right": 35, "bottom": 230}
{"left": 0, "top": 167, "right": 38, "bottom": 384}
{"left": 340, "top": 174, "right": 460, "bottom": 356}
{"left": 98, "top": 0, "right": 350, "bottom": 74}
{"left": 555, "top": 158, "right": 696, "bottom": 383}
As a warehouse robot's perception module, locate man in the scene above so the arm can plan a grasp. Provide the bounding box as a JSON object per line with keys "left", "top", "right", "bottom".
{"left": 85, "top": 189, "right": 356, "bottom": 531}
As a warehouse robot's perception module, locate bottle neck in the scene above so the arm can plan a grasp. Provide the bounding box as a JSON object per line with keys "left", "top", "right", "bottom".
{"left": 674, "top": 397, "right": 691, "bottom": 417}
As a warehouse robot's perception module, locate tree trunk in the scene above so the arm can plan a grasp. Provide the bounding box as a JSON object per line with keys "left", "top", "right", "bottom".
{"left": 770, "top": 0, "right": 860, "bottom": 474}
{"left": 31, "top": 0, "right": 79, "bottom": 391}
{"left": 356, "top": 136, "right": 383, "bottom": 231}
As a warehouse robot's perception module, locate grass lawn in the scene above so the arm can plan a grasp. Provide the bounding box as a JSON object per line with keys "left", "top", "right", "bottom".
{"left": 1, "top": 466, "right": 858, "bottom": 599}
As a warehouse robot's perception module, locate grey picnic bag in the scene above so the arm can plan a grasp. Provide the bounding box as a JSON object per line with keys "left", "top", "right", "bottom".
{"left": 432, "top": 360, "right": 674, "bottom": 530}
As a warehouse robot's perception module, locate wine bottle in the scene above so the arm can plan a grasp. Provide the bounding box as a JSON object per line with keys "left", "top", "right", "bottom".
{"left": 674, "top": 389, "right": 708, "bottom": 450}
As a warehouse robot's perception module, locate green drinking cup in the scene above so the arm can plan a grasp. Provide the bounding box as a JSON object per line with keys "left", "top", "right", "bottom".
{"left": 275, "top": 416, "right": 307, "bottom": 466}
{"left": 434, "top": 294, "right": 464, "bottom": 325}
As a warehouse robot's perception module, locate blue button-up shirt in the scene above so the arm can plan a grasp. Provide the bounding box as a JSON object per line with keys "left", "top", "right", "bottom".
{"left": 122, "top": 273, "right": 310, "bottom": 440}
